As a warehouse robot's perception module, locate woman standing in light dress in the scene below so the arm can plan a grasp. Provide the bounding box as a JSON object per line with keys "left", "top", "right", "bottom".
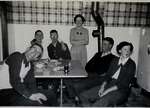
{"left": 70, "top": 14, "right": 89, "bottom": 67}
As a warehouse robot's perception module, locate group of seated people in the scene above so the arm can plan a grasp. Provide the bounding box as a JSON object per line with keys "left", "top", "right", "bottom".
{"left": 64, "top": 37, "right": 136, "bottom": 107}
{"left": 0, "top": 27, "right": 136, "bottom": 106}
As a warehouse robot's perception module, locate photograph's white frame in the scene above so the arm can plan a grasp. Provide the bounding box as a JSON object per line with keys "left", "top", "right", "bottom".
{"left": 1, "top": 0, "right": 150, "bottom": 107}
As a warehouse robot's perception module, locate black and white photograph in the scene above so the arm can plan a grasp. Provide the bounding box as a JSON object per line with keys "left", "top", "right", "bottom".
{"left": 0, "top": 0, "right": 150, "bottom": 107}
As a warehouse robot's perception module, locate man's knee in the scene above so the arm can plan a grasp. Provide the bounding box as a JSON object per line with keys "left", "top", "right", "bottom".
{"left": 40, "top": 90, "right": 58, "bottom": 106}
{"left": 10, "top": 97, "right": 42, "bottom": 106}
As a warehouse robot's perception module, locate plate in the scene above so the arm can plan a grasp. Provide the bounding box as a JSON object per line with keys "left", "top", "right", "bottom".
{"left": 50, "top": 59, "right": 58, "bottom": 63}
{"left": 35, "top": 63, "right": 45, "bottom": 68}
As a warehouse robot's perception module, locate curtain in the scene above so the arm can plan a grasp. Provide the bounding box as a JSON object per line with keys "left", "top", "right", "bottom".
{"left": 6, "top": 1, "right": 150, "bottom": 27}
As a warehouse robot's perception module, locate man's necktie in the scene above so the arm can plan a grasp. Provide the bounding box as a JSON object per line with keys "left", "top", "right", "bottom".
{"left": 112, "top": 63, "right": 123, "bottom": 79}
{"left": 119, "top": 63, "right": 123, "bottom": 68}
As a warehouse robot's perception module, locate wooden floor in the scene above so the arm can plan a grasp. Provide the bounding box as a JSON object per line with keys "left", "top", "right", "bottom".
{"left": 38, "top": 82, "right": 150, "bottom": 107}
{"left": 61, "top": 87, "right": 150, "bottom": 107}
{"left": 126, "top": 88, "right": 150, "bottom": 107}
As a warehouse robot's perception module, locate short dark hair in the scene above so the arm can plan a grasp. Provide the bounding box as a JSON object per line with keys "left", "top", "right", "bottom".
{"left": 74, "top": 14, "right": 85, "bottom": 24}
{"left": 30, "top": 43, "right": 44, "bottom": 59}
{"left": 103, "top": 37, "right": 114, "bottom": 47}
{"left": 34, "top": 30, "right": 43, "bottom": 36}
{"left": 50, "top": 30, "right": 58, "bottom": 34}
{"left": 116, "top": 41, "right": 134, "bottom": 55}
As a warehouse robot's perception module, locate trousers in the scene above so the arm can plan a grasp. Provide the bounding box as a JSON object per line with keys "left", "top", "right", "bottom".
{"left": 0, "top": 88, "right": 58, "bottom": 106}
{"left": 79, "top": 80, "right": 129, "bottom": 107}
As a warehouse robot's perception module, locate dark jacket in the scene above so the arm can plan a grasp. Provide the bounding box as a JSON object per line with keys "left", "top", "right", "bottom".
{"left": 47, "top": 41, "right": 71, "bottom": 60}
{"left": 85, "top": 52, "right": 116, "bottom": 75}
{"left": 5, "top": 52, "right": 37, "bottom": 98}
{"left": 105, "top": 57, "right": 136, "bottom": 93}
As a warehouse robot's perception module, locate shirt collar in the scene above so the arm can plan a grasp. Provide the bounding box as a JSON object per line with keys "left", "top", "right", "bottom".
{"left": 101, "top": 51, "right": 111, "bottom": 57}
{"left": 118, "top": 57, "right": 129, "bottom": 66}
{"left": 52, "top": 41, "right": 58, "bottom": 47}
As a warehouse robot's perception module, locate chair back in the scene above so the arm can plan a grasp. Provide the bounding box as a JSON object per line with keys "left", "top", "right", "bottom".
{"left": 0, "top": 61, "right": 12, "bottom": 89}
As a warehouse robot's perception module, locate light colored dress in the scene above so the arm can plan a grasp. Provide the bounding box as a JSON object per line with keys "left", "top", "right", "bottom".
{"left": 70, "top": 26, "right": 89, "bottom": 67}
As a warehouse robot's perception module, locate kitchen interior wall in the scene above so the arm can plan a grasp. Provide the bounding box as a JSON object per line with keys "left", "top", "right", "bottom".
{"left": 8, "top": 24, "right": 140, "bottom": 65}
{"left": 137, "top": 28, "right": 150, "bottom": 92}
{"left": 7, "top": 1, "right": 149, "bottom": 65}
{"left": 0, "top": 17, "right": 2, "bottom": 61}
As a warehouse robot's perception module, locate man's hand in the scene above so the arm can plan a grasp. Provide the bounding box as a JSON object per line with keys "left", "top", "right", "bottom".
{"left": 61, "top": 41, "right": 67, "bottom": 51}
{"left": 100, "top": 89, "right": 109, "bottom": 97}
{"left": 19, "top": 61, "right": 31, "bottom": 83}
{"left": 98, "top": 82, "right": 106, "bottom": 97}
{"left": 100, "top": 85, "right": 118, "bottom": 97}
{"left": 29, "top": 93, "right": 47, "bottom": 104}
{"left": 98, "top": 85, "right": 104, "bottom": 97}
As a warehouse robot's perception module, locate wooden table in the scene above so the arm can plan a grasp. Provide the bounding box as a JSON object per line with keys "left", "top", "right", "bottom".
{"left": 34, "top": 59, "right": 87, "bottom": 106}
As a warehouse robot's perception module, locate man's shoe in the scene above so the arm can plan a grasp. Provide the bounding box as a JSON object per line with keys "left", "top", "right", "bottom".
{"left": 88, "top": 98, "right": 97, "bottom": 103}
{"left": 75, "top": 100, "right": 82, "bottom": 107}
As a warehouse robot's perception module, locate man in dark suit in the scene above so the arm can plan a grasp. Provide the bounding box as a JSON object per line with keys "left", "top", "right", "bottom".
{"left": 0, "top": 44, "right": 58, "bottom": 106}
{"left": 85, "top": 37, "right": 116, "bottom": 76}
{"left": 66, "top": 37, "right": 116, "bottom": 105}
{"left": 47, "top": 29, "right": 71, "bottom": 60}
{"left": 79, "top": 41, "right": 136, "bottom": 107}
{"left": 47, "top": 30, "right": 71, "bottom": 97}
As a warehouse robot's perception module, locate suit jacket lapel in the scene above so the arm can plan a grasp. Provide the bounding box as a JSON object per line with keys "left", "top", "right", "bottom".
{"left": 110, "top": 58, "right": 120, "bottom": 76}
{"left": 117, "top": 58, "right": 131, "bottom": 79}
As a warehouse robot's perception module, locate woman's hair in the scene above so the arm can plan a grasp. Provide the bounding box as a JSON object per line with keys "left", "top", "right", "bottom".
{"left": 116, "top": 41, "right": 134, "bottom": 55}
{"left": 74, "top": 14, "right": 85, "bottom": 23}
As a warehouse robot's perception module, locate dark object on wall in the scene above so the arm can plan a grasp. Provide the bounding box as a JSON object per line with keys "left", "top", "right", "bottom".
{"left": 141, "top": 88, "right": 150, "bottom": 98}
{"left": 147, "top": 45, "right": 150, "bottom": 55}
{"left": 91, "top": 2, "right": 104, "bottom": 52}
{"left": 92, "top": 30, "right": 100, "bottom": 38}
{"left": 130, "top": 77, "right": 139, "bottom": 88}
{"left": 0, "top": 2, "right": 9, "bottom": 60}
